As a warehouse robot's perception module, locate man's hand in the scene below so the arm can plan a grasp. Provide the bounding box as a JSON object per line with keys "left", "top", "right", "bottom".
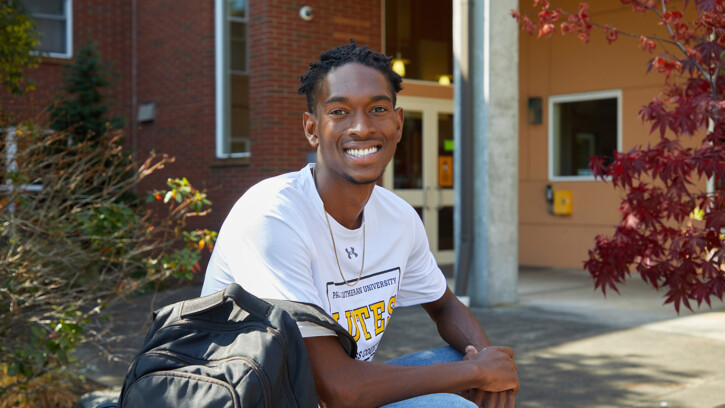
{"left": 460, "top": 389, "right": 515, "bottom": 408}
{"left": 460, "top": 345, "right": 518, "bottom": 407}
{"left": 479, "top": 390, "right": 516, "bottom": 408}
{"left": 305, "top": 336, "right": 516, "bottom": 408}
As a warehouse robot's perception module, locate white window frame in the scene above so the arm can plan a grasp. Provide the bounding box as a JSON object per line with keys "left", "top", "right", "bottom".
{"left": 2, "top": 128, "right": 44, "bottom": 213}
{"left": 215, "top": 0, "right": 250, "bottom": 159}
{"left": 548, "top": 89, "right": 622, "bottom": 182}
{"left": 26, "top": 0, "right": 73, "bottom": 59}
{"left": 228, "top": 1, "right": 249, "bottom": 76}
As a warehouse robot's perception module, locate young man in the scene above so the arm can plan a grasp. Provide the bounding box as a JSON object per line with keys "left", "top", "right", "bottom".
{"left": 202, "top": 42, "right": 519, "bottom": 408}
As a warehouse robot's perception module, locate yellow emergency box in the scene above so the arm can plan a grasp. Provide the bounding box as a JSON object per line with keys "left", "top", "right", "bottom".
{"left": 553, "top": 190, "right": 572, "bottom": 215}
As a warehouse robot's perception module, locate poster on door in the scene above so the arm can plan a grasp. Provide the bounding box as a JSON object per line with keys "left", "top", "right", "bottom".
{"left": 439, "top": 156, "right": 453, "bottom": 187}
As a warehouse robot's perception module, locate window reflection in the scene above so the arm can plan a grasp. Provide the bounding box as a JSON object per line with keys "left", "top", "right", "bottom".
{"left": 385, "top": 0, "right": 453, "bottom": 83}
{"left": 552, "top": 96, "right": 618, "bottom": 177}
{"left": 438, "top": 206, "right": 453, "bottom": 251}
{"left": 394, "top": 111, "right": 423, "bottom": 189}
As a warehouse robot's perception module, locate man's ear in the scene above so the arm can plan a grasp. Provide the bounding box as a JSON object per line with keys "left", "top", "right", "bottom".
{"left": 394, "top": 107, "right": 404, "bottom": 144}
{"left": 303, "top": 112, "right": 319, "bottom": 148}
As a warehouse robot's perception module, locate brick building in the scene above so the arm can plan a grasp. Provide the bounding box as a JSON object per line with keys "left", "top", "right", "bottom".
{"left": 6, "top": 0, "right": 681, "bottom": 305}
{"left": 7, "top": 0, "right": 387, "bottom": 232}
{"left": 7, "top": 0, "right": 461, "bottom": 260}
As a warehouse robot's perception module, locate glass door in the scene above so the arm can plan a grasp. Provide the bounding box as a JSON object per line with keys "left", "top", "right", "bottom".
{"left": 384, "top": 96, "right": 455, "bottom": 264}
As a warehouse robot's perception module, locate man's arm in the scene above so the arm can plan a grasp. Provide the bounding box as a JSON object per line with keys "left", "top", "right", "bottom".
{"left": 304, "top": 287, "right": 518, "bottom": 408}
{"left": 421, "top": 287, "right": 492, "bottom": 352}
{"left": 423, "top": 287, "right": 520, "bottom": 406}
{"left": 303, "top": 335, "right": 516, "bottom": 408}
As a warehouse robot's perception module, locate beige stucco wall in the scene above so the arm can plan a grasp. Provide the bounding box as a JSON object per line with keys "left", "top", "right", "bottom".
{"left": 518, "top": 0, "right": 700, "bottom": 268}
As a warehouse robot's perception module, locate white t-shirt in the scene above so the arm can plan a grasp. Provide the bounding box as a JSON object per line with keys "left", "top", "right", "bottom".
{"left": 202, "top": 164, "right": 447, "bottom": 361}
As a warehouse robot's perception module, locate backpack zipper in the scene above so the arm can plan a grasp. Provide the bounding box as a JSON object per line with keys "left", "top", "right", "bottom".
{"left": 168, "top": 318, "right": 300, "bottom": 407}
{"left": 138, "top": 321, "right": 282, "bottom": 405}
{"left": 131, "top": 349, "right": 272, "bottom": 407}
{"left": 144, "top": 317, "right": 299, "bottom": 407}
{"left": 123, "top": 369, "right": 241, "bottom": 408}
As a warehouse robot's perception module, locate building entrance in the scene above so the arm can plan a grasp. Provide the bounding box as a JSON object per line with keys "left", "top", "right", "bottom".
{"left": 384, "top": 96, "right": 455, "bottom": 264}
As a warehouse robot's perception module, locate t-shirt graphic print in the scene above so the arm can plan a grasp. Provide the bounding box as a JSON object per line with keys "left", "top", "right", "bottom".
{"left": 325, "top": 268, "right": 400, "bottom": 361}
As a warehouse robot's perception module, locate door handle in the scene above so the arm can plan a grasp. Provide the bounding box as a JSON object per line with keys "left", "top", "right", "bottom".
{"left": 423, "top": 187, "right": 444, "bottom": 211}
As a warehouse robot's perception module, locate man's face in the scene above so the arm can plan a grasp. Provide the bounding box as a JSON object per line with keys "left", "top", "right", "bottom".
{"left": 304, "top": 63, "right": 403, "bottom": 185}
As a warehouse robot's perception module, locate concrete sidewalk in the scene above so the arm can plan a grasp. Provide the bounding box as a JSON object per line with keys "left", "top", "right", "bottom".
{"left": 79, "top": 267, "right": 725, "bottom": 408}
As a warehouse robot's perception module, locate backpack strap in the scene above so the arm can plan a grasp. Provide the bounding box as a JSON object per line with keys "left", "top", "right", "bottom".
{"left": 265, "top": 299, "right": 357, "bottom": 359}
{"left": 176, "top": 285, "right": 356, "bottom": 358}
{"left": 180, "top": 284, "right": 272, "bottom": 320}
{"left": 179, "top": 289, "right": 226, "bottom": 317}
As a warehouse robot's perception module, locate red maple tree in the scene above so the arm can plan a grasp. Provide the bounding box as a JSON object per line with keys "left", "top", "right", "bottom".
{"left": 513, "top": 0, "right": 725, "bottom": 312}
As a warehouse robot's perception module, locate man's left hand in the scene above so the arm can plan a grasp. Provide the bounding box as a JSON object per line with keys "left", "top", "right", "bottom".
{"left": 461, "top": 345, "right": 517, "bottom": 408}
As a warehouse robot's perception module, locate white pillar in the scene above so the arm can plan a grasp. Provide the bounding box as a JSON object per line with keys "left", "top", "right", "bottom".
{"left": 454, "top": 0, "right": 519, "bottom": 306}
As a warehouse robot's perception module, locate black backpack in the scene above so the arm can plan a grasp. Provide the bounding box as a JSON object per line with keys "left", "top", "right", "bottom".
{"left": 115, "top": 283, "right": 356, "bottom": 408}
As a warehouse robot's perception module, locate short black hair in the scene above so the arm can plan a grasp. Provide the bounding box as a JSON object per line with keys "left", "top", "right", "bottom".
{"left": 298, "top": 40, "right": 403, "bottom": 114}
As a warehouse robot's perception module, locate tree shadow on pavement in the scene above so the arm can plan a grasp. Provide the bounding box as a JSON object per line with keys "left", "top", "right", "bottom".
{"left": 377, "top": 304, "right": 701, "bottom": 408}
{"left": 516, "top": 352, "right": 694, "bottom": 408}
{"left": 376, "top": 304, "right": 617, "bottom": 360}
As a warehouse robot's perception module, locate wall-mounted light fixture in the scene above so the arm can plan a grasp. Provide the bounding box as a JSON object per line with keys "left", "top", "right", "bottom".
{"left": 138, "top": 102, "right": 156, "bottom": 123}
{"left": 392, "top": 52, "right": 408, "bottom": 77}
{"left": 437, "top": 75, "right": 452, "bottom": 86}
{"left": 528, "top": 97, "right": 542, "bottom": 125}
{"left": 299, "top": 6, "right": 313, "bottom": 21}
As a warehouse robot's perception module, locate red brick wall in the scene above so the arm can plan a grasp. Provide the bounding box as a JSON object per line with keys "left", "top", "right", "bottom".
{"left": 3, "top": 0, "right": 384, "bottom": 237}
{"left": 133, "top": 0, "right": 383, "bottom": 276}
{"left": 2, "top": 0, "right": 133, "bottom": 128}
{"left": 133, "top": 0, "right": 217, "bottom": 223}
{"left": 194, "top": 0, "right": 383, "bottom": 231}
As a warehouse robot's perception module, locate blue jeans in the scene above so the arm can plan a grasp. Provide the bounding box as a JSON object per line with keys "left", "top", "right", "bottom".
{"left": 380, "top": 346, "right": 477, "bottom": 408}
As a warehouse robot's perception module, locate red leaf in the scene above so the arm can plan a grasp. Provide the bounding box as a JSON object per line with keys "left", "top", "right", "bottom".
{"left": 639, "top": 96, "right": 670, "bottom": 138}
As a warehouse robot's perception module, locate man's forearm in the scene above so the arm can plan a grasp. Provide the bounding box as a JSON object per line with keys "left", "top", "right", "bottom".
{"left": 307, "top": 289, "right": 518, "bottom": 407}
{"left": 305, "top": 336, "right": 486, "bottom": 408}
{"left": 423, "top": 288, "right": 492, "bottom": 352}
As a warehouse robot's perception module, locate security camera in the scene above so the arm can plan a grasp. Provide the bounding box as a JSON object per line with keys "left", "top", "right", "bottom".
{"left": 299, "top": 6, "right": 313, "bottom": 21}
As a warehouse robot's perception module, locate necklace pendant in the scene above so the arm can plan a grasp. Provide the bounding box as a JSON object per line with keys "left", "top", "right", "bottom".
{"left": 324, "top": 209, "right": 366, "bottom": 287}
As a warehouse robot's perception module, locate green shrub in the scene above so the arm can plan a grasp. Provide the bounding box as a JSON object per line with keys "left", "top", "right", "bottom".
{"left": 0, "top": 0, "right": 40, "bottom": 95}
{"left": 49, "top": 40, "right": 125, "bottom": 143}
{"left": 0, "top": 124, "right": 216, "bottom": 401}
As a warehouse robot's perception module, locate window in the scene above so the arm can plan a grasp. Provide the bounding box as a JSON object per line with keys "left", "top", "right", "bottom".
{"left": 385, "top": 0, "right": 453, "bottom": 84}
{"left": 22, "top": 0, "right": 73, "bottom": 58}
{"left": 548, "top": 90, "right": 621, "bottom": 181}
{"left": 215, "top": 0, "right": 250, "bottom": 158}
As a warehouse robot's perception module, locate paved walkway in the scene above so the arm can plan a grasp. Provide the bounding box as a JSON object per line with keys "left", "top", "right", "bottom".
{"left": 78, "top": 267, "right": 725, "bottom": 408}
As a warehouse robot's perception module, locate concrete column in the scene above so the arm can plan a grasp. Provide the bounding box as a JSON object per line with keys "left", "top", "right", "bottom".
{"left": 454, "top": 0, "right": 519, "bottom": 307}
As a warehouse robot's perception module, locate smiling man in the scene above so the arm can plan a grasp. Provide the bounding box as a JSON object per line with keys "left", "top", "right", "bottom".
{"left": 201, "top": 41, "right": 519, "bottom": 408}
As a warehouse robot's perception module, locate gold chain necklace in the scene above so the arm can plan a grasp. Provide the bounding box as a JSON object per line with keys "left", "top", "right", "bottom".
{"left": 324, "top": 210, "right": 365, "bottom": 287}
{"left": 313, "top": 166, "right": 366, "bottom": 287}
